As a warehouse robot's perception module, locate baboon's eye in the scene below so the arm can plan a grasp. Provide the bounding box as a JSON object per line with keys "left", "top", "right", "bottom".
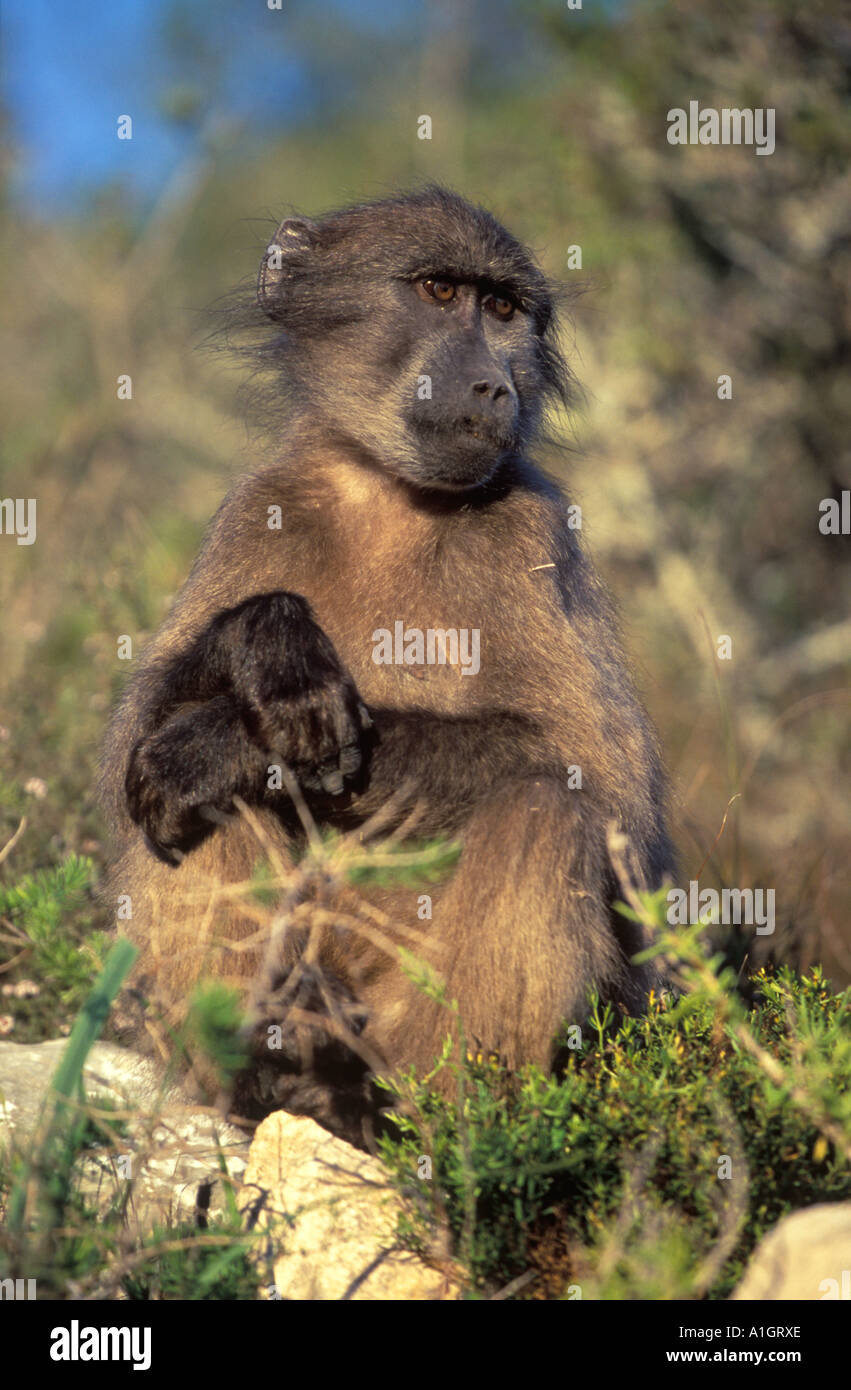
{"left": 483, "top": 292, "right": 516, "bottom": 321}
{"left": 418, "top": 278, "right": 457, "bottom": 303}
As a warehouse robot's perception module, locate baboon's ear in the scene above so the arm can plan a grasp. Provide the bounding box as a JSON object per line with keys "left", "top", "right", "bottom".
{"left": 257, "top": 217, "right": 319, "bottom": 319}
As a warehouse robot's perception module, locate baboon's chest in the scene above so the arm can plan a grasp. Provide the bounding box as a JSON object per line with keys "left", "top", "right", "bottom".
{"left": 310, "top": 536, "right": 566, "bottom": 716}
{"left": 285, "top": 464, "right": 573, "bottom": 716}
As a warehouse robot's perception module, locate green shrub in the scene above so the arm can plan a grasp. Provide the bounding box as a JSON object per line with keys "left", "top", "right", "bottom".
{"left": 0, "top": 855, "right": 108, "bottom": 1034}
{"left": 122, "top": 1221, "right": 257, "bottom": 1301}
{"left": 379, "top": 953, "right": 851, "bottom": 1299}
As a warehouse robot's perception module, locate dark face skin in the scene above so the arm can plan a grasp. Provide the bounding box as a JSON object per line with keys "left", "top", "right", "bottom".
{"left": 314, "top": 274, "right": 542, "bottom": 492}
{"left": 399, "top": 277, "right": 532, "bottom": 490}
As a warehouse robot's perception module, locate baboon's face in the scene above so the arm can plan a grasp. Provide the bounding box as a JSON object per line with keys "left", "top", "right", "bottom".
{"left": 257, "top": 193, "right": 561, "bottom": 492}
{"left": 287, "top": 270, "right": 547, "bottom": 492}
{"left": 366, "top": 274, "right": 544, "bottom": 490}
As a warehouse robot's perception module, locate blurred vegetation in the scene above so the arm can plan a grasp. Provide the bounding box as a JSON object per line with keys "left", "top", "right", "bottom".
{"left": 0, "top": 854, "right": 107, "bottom": 1040}
{"left": 0, "top": 0, "right": 849, "bottom": 1035}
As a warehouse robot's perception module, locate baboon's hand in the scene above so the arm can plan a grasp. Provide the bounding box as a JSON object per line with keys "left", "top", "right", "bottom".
{"left": 128, "top": 594, "right": 372, "bottom": 844}
{"left": 207, "top": 592, "right": 373, "bottom": 796}
{"left": 126, "top": 696, "right": 258, "bottom": 864}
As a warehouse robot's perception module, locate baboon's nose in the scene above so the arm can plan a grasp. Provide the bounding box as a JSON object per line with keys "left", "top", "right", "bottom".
{"left": 471, "top": 378, "right": 512, "bottom": 402}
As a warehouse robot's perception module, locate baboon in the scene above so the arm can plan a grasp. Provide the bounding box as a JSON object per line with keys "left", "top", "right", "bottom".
{"left": 100, "top": 186, "right": 672, "bottom": 1145}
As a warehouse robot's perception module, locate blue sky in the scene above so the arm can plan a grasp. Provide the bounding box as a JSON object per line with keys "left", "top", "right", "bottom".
{"left": 3, "top": 0, "right": 627, "bottom": 213}
{"left": 6, "top": 0, "right": 177, "bottom": 206}
{"left": 2, "top": 0, "right": 407, "bottom": 211}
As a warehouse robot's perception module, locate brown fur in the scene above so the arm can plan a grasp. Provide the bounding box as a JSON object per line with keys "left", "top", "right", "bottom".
{"left": 99, "top": 190, "right": 672, "bottom": 1144}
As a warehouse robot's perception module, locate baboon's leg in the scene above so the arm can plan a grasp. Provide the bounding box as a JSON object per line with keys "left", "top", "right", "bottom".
{"left": 362, "top": 778, "right": 639, "bottom": 1082}
{"left": 111, "top": 810, "right": 293, "bottom": 1067}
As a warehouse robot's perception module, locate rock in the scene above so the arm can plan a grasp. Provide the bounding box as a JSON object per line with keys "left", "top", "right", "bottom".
{"left": 731, "top": 1203, "right": 851, "bottom": 1300}
{"left": 0, "top": 1039, "right": 170, "bottom": 1138}
{"left": 242, "top": 1111, "right": 458, "bottom": 1300}
{"left": 1, "top": 1041, "right": 459, "bottom": 1295}
{"left": 0, "top": 1039, "right": 249, "bottom": 1230}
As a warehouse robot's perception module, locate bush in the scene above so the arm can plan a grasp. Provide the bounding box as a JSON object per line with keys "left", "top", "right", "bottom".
{"left": 379, "top": 914, "right": 851, "bottom": 1299}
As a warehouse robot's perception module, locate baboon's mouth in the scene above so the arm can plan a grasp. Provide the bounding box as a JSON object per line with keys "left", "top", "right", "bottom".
{"left": 460, "top": 417, "right": 485, "bottom": 438}
{"left": 458, "top": 417, "right": 515, "bottom": 449}
{"left": 411, "top": 413, "right": 515, "bottom": 450}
